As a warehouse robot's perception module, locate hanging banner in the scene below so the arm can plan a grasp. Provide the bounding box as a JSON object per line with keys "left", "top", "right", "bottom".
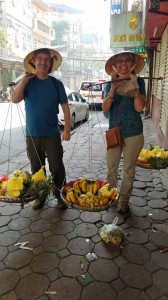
{"left": 110, "top": 0, "right": 122, "bottom": 14}
{"left": 110, "top": 12, "right": 144, "bottom": 48}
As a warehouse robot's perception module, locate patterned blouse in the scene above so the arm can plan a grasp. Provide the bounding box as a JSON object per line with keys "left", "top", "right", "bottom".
{"left": 104, "top": 77, "right": 146, "bottom": 139}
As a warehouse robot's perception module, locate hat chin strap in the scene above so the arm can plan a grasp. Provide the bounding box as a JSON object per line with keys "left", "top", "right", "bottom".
{"left": 112, "top": 64, "right": 136, "bottom": 78}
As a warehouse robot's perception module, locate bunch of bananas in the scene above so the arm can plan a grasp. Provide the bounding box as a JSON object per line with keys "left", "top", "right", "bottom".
{"left": 64, "top": 178, "right": 119, "bottom": 208}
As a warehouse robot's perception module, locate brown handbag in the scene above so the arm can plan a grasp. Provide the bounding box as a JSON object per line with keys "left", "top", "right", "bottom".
{"left": 106, "top": 125, "right": 123, "bottom": 149}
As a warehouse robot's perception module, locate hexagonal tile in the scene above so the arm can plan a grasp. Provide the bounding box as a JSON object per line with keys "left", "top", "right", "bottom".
{"left": 0, "top": 216, "right": 11, "bottom": 227}
{"left": 31, "top": 252, "right": 60, "bottom": 273}
{"left": 49, "top": 277, "right": 82, "bottom": 300}
{"left": 89, "top": 258, "right": 119, "bottom": 282}
{"left": 80, "top": 211, "right": 101, "bottom": 223}
{"left": 18, "top": 233, "right": 43, "bottom": 248}
{"left": 42, "top": 234, "right": 68, "bottom": 252}
{"left": 151, "top": 250, "right": 168, "bottom": 269}
{"left": 67, "top": 237, "right": 94, "bottom": 255}
{"left": 4, "top": 249, "right": 33, "bottom": 269}
{"left": 124, "top": 228, "right": 149, "bottom": 244}
{"left": 120, "top": 263, "right": 152, "bottom": 289}
{"left": 94, "top": 241, "right": 120, "bottom": 259}
{"left": 0, "top": 269, "right": 20, "bottom": 296}
{"left": 81, "top": 282, "right": 117, "bottom": 300}
{"left": 52, "top": 221, "right": 75, "bottom": 234}
{"left": 0, "top": 231, "right": 21, "bottom": 247}
{"left": 59, "top": 255, "right": 89, "bottom": 277}
{"left": 122, "top": 244, "right": 150, "bottom": 264}
{"left": 127, "top": 216, "right": 151, "bottom": 230}
{"left": 74, "top": 223, "right": 98, "bottom": 237}
{"left": 8, "top": 217, "right": 31, "bottom": 230}
{"left": 30, "top": 219, "right": 52, "bottom": 232}
{"left": 0, "top": 246, "right": 8, "bottom": 261}
{"left": 15, "top": 273, "right": 49, "bottom": 300}
{"left": 150, "top": 230, "right": 168, "bottom": 248}
{"left": 146, "top": 270, "right": 168, "bottom": 299}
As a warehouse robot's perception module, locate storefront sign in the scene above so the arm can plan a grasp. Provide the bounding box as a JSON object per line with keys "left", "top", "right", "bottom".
{"left": 110, "top": 12, "right": 144, "bottom": 48}
{"left": 110, "top": 0, "right": 122, "bottom": 14}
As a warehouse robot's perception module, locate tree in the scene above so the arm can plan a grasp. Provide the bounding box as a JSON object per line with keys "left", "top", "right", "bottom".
{"left": 51, "top": 21, "right": 69, "bottom": 46}
{"left": 0, "top": 27, "right": 11, "bottom": 51}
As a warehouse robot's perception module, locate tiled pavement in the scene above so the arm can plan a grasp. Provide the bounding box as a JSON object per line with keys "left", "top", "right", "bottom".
{"left": 0, "top": 112, "right": 168, "bottom": 300}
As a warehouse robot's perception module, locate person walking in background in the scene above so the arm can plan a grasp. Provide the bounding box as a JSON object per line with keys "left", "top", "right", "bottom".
{"left": 12, "top": 48, "right": 70, "bottom": 209}
{"left": 102, "top": 51, "right": 146, "bottom": 213}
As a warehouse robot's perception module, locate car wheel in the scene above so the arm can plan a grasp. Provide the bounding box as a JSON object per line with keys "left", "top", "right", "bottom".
{"left": 85, "top": 109, "right": 89, "bottom": 121}
{"left": 71, "top": 115, "right": 75, "bottom": 130}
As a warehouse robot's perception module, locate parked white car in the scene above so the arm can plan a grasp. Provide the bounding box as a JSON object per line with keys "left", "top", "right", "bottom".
{"left": 58, "top": 87, "right": 89, "bottom": 130}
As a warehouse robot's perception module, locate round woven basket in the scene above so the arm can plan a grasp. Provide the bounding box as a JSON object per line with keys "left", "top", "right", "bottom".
{"left": 0, "top": 196, "right": 35, "bottom": 204}
{"left": 136, "top": 161, "right": 153, "bottom": 169}
{"left": 60, "top": 179, "right": 118, "bottom": 212}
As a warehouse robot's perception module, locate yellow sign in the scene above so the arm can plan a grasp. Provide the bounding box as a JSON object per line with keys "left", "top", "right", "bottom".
{"left": 129, "top": 13, "right": 138, "bottom": 30}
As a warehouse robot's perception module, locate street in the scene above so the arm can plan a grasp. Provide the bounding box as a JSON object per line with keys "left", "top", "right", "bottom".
{"left": 0, "top": 102, "right": 107, "bottom": 177}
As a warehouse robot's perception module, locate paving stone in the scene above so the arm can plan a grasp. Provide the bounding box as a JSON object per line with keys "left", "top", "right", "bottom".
{"left": 15, "top": 273, "right": 49, "bottom": 300}
{"left": 81, "top": 282, "right": 117, "bottom": 300}
{"left": 118, "top": 287, "right": 140, "bottom": 300}
{"left": 89, "top": 258, "right": 119, "bottom": 282}
{"left": 39, "top": 207, "right": 59, "bottom": 219}
{"left": 80, "top": 211, "right": 101, "bottom": 223}
{"left": 151, "top": 250, "right": 168, "bottom": 269}
{"left": 144, "top": 242, "right": 157, "bottom": 252}
{"left": 124, "top": 228, "right": 149, "bottom": 244}
{"left": 19, "top": 266, "right": 32, "bottom": 278}
{"left": 129, "top": 196, "right": 147, "bottom": 207}
{"left": 67, "top": 237, "right": 94, "bottom": 255}
{"left": 59, "top": 255, "right": 89, "bottom": 277}
{"left": 152, "top": 223, "right": 168, "bottom": 233}
{"left": 0, "top": 225, "right": 9, "bottom": 233}
{"left": 102, "top": 211, "right": 124, "bottom": 225}
{"left": 0, "top": 216, "right": 11, "bottom": 227}
{"left": 20, "top": 228, "right": 31, "bottom": 235}
{"left": 42, "top": 234, "right": 68, "bottom": 252}
{"left": 120, "top": 263, "right": 152, "bottom": 289}
{"left": 30, "top": 215, "right": 41, "bottom": 221}
{"left": 52, "top": 220, "right": 75, "bottom": 234}
{"left": 0, "top": 246, "right": 8, "bottom": 261}
{"left": 144, "top": 261, "right": 160, "bottom": 273}
{"left": 73, "top": 218, "right": 83, "bottom": 225}
{"left": 129, "top": 205, "right": 147, "bottom": 217}
{"left": 148, "top": 190, "right": 167, "bottom": 199}
{"left": 94, "top": 241, "right": 120, "bottom": 259}
{"left": 127, "top": 216, "right": 151, "bottom": 230}
{"left": 57, "top": 248, "right": 71, "bottom": 258}
{"left": 0, "top": 269, "right": 20, "bottom": 296}
{"left": 111, "top": 278, "right": 126, "bottom": 292}
{"left": 8, "top": 217, "right": 31, "bottom": 230}
{"left": 135, "top": 175, "right": 153, "bottom": 182}
{"left": 0, "top": 205, "right": 21, "bottom": 216}
{"left": 47, "top": 268, "right": 62, "bottom": 282}
{"left": 4, "top": 248, "right": 33, "bottom": 269}
{"left": 91, "top": 235, "right": 101, "bottom": 243}
{"left": 113, "top": 256, "right": 128, "bottom": 268}
{"left": 31, "top": 252, "right": 60, "bottom": 273}
{"left": 132, "top": 188, "right": 147, "bottom": 197}
{"left": 133, "top": 181, "right": 147, "bottom": 189}
{"left": 29, "top": 218, "right": 52, "bottom": 232}
{"left": 59, "top": 208, "right": 80, "bottom": 220}
{"left": 122, "top": 244, "right": 150, "bottom": 264}
{"left": 0, "top": 230, "right": 20, "bottom": 246}
{"left": 20, "top": 206, "right": 39, "bottom": 218}
{"left": 77, "top": 272, "right": 94, "bottom": 287}
{"left": 147, "top": 209, "right": 168, "bottom": 221}
{"left": 158, "top": 297, "right": 168, "bottom": 300}
{"left": 49, "top": 277, "right": 82, "bottom": 300}
{"left": 32, "top": 246, "right": 43, "bottom": 256}
{"left": 146, "top": 270, "right": 168, "bottom": 299}
{"left": 148, "top": 199, "right": 167, "bottom": 209}
{"left": 74, "top": 223, "right": 98, "bottom": 237}
{"left": 66, "top": 231, "right": 77, "bottom": 240}
{"left": 18, "top": 232, "right": 43, "bottom": 248}
{"left": 1, "top": 290, "right": 18, "bottom": 300}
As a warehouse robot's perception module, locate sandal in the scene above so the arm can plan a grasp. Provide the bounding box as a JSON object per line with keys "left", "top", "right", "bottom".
{"left": 117, "top": 201, "right": 129, "bottom": 214}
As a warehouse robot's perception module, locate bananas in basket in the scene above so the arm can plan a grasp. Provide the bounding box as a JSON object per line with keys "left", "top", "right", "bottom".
{"left": 64, "top": 178, "right": 119, "bottom": 208}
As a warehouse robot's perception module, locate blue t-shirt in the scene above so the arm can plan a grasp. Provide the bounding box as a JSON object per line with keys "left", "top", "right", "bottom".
{"left": 24, "top": 76, "right": 68, "bottom": 137}
{"left": 104, "top": 77, "right": 146, "bottom": 138}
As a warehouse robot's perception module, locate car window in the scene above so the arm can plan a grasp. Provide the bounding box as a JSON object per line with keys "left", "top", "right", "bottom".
{"left": 68, "top": 93, "right": 76, "bottom": 102}
{"left": 81, "top": 82, "right": 102, "bottom": 92}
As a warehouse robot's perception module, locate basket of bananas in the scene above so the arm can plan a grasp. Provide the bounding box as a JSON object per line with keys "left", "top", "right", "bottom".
{"left": 0, "top": 166, "right": 55, "bottom": 206}
{"left": 60, "top": 177, "right": 119, "bottom": 212}
{"left": 137, "top": 145, "right": 168, "bottom": 169}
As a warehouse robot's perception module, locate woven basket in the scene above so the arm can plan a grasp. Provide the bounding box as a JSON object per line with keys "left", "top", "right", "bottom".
{"left": 60, "top": 179, "right": 118, "bottom": 212}
{"left": 0, "top": 196, "right": 35, "bottom": 204}
{"left": 136, "top": 161, "right": 153, "bottom": 169}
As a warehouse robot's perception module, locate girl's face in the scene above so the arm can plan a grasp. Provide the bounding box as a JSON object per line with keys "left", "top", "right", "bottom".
{"left": 114, "top": 54, "right": 134, "bottom": 75}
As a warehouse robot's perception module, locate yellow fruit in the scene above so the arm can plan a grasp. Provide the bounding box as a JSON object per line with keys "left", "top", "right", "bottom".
{"left": 31, "top": 166, "right": 46, "bottom": 184}
{"left": 81, "top": 180, "right": 87, "bottom": 193}
{"left": 86, "top": 192, "right": 94, "bottom": 198}
{"left": 73, "top": 181, "right": 81, "bottom": 195}
{"left": 12, "top": 170, "right": 27, "bottom": 180}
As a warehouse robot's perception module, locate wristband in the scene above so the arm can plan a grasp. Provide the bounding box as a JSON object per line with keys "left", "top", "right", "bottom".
{"left": 107, "top": 93, "right": 113, "bottom": 99}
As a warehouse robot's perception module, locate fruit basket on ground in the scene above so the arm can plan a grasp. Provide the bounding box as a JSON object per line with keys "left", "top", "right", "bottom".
{"left": 0, "top": 166, "right": 55, "bottom": 208}
{"left": 137, "top": 145, "right": 168, "bottom": 169}
{"left": 60, "top": 177, "right": 119, "bottom": 212}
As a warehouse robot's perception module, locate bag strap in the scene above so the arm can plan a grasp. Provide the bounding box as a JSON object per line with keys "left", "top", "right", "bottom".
{"left": 50, "top": 76, "right": 60, "bottom": 100}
